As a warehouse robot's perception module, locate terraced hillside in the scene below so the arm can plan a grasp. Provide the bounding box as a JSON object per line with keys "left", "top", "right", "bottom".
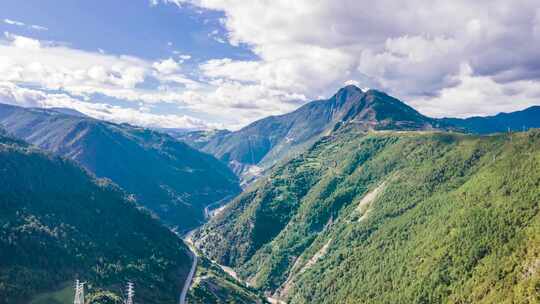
{"left": 193, "top": 127, "right": 540, "bottom": 303}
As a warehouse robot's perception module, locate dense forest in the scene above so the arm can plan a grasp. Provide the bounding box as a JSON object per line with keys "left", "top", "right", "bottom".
{"left": 0, "top": 133, "right": 192, "bottom": 304}
{"left": 194, "top": 127, "right": 540, "bottom": 303}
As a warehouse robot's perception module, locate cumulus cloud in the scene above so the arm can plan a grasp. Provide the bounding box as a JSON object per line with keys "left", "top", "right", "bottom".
{"left": 4, "top": 32, "right": 41, "bottom": 49}
{"left": 3, "top": 1, "right": 540, "bottom": 129}
{"left": 153, "top": 58, "right": 181, "bottom": 74}
{"left": 0, "top": 32, "right": 158, "bottom": 96}
{"left": 409, "top": 64, "right": 540, "bottom": 118}
{"left": 182, "top": 0, "right": 540, "bottom": 118}
{"left": 0, "top": 34, "right": 209, "bottom": 128}
{"left": 0, "top": 32, "right": 296, "bottom": 129}
{"left": 0, "top": 81, "right": 213, "bottom": 129}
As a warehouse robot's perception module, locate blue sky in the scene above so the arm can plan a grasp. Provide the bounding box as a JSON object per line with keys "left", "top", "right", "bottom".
{"left": 0, "top": 1, "right": 539, "bottom": 129}
{"left": 0, "top": 0, "right": 253, "bottom": 61}
{"left": 0, "top": 0, "right": 264, "bottom": 129}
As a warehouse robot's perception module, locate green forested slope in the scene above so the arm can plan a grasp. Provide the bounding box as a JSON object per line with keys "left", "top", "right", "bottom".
{"left": 0, "top": 134, "right": 191, "bottom": 304}
{"left": 183, "top": 85, "right": 444, "bottom": 180}
{"left": 194, "top": 128, "right": 540, "bottom": 303}
{"left": 0, "top": 103, "right": 240, "bottom": 232}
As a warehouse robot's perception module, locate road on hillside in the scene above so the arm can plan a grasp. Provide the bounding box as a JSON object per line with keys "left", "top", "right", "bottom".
{"left": 178, "top": 195, "right": 236, "bottom": 304}
{"left": 179, "top": 246, "right": 197, "bottom": 304}
{"left": 203, "top": 194, "right": 235, "bottom": 219}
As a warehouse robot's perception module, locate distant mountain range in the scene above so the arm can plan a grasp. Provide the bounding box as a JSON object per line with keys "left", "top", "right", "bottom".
{"left": 177, "top": 85, "right": 540, "bottom": 182}
{"left": 441, "top": 105, "right": 540, "bottom": 134}
{"left": 0, "top": 132, "right": 192, "bottom": 304}
{"left": 0, "top": 104, "right": 240, "bottom": 232}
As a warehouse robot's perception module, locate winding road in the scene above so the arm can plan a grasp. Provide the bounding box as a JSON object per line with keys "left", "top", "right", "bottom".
{"left": 178, "top": 194, "right": 236, "bottom": 304}
{"left": 179, "top": 238, "right": 198, "bottom": 304}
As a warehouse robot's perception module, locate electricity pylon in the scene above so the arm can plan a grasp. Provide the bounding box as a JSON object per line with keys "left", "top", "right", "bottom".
{"left": 74, "top": 280, "right": 85, "bottom": 304}
{"left": 125, "top": 282, "right": 135, "bottom": 304}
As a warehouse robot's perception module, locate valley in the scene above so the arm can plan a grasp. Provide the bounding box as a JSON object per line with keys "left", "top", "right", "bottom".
{"left": 0, "top": 103, "right": 241, "bottom": 232}
{"left": 2, "top": 1, "right": 540, "bottom": 303}
{"left": 1, "top": 85, "right": 540, "bottom": 304}
{"left": 185, "top": 86, "right": 540, "bottom": 303}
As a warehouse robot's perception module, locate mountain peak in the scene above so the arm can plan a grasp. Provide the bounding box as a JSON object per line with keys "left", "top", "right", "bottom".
{"left": 340, "top": 84, "right": 363, "bottom": 93}
{"left": 335, "top": 84, "right": 364, "bottom": 98}
{"left": 325, "top": 86, "right": 441, "bottom": 132}
{"left": 333, "top": 84, "right": 364, "bottom": 107}
{"left": 192, "top": 85, "right": 444, "bottom": 180}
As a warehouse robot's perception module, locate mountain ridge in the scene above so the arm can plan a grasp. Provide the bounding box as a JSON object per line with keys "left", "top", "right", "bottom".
{"left": 192, "top": 128, "right": 540, "bottom": 303}
{"left": 0, "top": 133, "right": 192, "bottom": 304}
{"left": 441, "top": 105, "right": 540, "bottom": 134}
{"left": 0, "top": 102, "right": 241, "bottom": 232}
{"left": 179, "top": 85, "right": 446, "bottom": 182}
{"left": 178, "top": 85, "right": 540, "bottom": 184}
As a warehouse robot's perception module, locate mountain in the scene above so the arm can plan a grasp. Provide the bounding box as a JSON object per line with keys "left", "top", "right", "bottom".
{"left": 179, "top": 86, "right": 540, "bottom": 183}
{"left": 442, "top": 106, "right": 540, "bottom": 134}
{"left": 192, "top": 126, "right": 540, "bottom": 303}
{"left": 0, "top": 133, "right": 192, "bottom": 304}
{"left": 173, "top": 129, "right": 232, "bottom": 151}
{"left": 48, "top": 107, "right": 89, "bottom": 118}
{"left": 183, "top": 85, "right": 445, "bottom": 181}
{"left": 0, "top": 103, "right": 240, "bottom": 232}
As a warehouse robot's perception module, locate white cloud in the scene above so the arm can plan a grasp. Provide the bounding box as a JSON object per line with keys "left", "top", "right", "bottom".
{"left": 344, "top": 80, "right": 360, "bottom": 87}
{"left": 4, "top": 32, "right": 41, "bottom": 50}
{"left": 0, "top": 81, "right": 214, "bottom": 129}
{"left": 149, "top": 0, "right": 187, "bottom": 7}
{"left": 153, "top": 58, "right": 181, "bottom": 74}
{"left": 30, "top": 25, "right": 48, "bottom": 31}
{"left": 182, "top": 0, "right": 540, "bottom": 119}
{"left": 4, "top": 18, "right": 48, "bottom": 31}
{"left": 4, "top": 1, "right": 540, "bottom": 130}
{"left": 0, "top": 33, "right": 291, "bottom": 129}
{"left": 151, "top": 58, "right": 202, "bottom": 88}
{"left": 0, "top": 33, "right": 149, "bottom": 94}
{"left": 3, "top": 19, "right": 25, "bottom": 26}
{"left": 172, "top": 51, "right": 192, "bottom": 61}
{"left": 208, "top": 29, "right": 226, "bottom": 44}
{"left": 410, "top": 64, "right": 540, "bottom": 118}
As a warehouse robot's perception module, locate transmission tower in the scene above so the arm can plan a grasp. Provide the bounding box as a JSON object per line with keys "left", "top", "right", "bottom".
{"left": 73, "top": 280, "right": 85, "bottom": 304}
{"left": 125, "top": 282, "right": 135, "bottom": 304}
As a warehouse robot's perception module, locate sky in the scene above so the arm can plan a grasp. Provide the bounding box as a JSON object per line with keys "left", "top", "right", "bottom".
{"left": 0, "top": 0, "right": 539, "bottom": 130}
